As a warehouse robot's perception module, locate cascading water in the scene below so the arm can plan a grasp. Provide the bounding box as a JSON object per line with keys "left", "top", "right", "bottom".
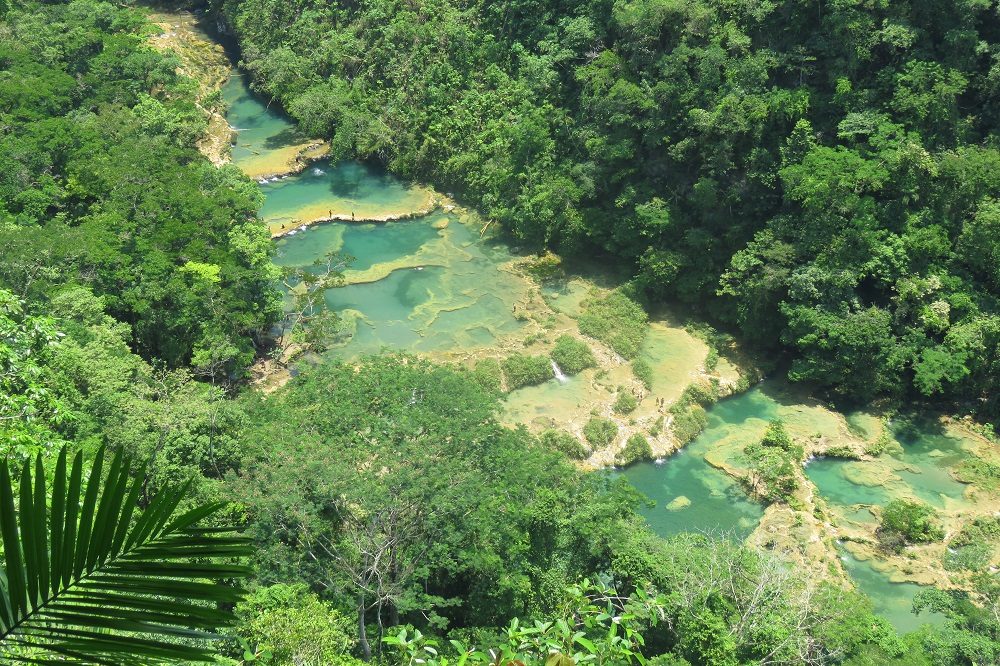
{"left": 551, "top": 360, "right": 568, "bottom": 383}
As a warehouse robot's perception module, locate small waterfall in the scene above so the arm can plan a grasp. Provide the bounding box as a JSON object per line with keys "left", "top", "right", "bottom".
{"left": 551, "top": 360, "right": 568, "bottom": 383}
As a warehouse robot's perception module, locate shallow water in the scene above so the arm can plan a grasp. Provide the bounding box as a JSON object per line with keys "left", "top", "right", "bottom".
{"left": 621, "top": 388, "right": 773, "bottom": 538}
{"left": 260, "top": 160, "right": 433, "bottom": 228}
{"left": 838, "top": 550, "right": 947, "bottom": 632}
{"left": 271, "top": 212, "right": 528, "bottom": 358}
{"left": 626, "top": 384, "right": 967, "bottom": 632}
{"left": 274, "top": 217, "right": 439, "bottom": 272}
{"left": 222, "top": 75, "right": 306, "bottom": 177}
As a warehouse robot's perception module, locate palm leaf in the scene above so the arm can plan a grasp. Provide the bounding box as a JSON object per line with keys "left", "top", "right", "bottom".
{"left": 0, "top": 445, "right": 252, "bottom": 664}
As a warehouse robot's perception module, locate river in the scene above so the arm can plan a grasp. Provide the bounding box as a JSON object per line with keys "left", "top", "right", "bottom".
{"left": 216, "top": 53, "right": 989, "bottom": 634}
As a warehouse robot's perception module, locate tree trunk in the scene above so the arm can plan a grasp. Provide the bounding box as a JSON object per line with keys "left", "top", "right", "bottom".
{"left": 358, "top": 595, "right": 371, "bottom": 662}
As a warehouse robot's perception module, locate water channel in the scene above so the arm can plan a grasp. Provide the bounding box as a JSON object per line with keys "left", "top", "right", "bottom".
{"left": 224, "top": 71, "right": 968, "bottom": 634}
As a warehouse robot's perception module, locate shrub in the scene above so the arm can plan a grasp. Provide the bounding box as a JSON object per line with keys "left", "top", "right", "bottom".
{"left": 632, "top": 358, "right": 653, "bottom": 389}
{"left": 743, "top": 420, "right": 804, "bottom": 503}
{"left": 676, "top": 381, "right": 718, "bottom": 409}
{"left": 943, "top": 543, "right": 992, "bottom": 571}
{"left": 583, "top": 417, "right": 618, "bottom": 447}
{"left": 823, "top": 445, "right": 861, "bottom": 459}
{"left": 613, "top": 390, "right": 638, "bottom": 414}
{"left": 616, "top": 433, "right": 653, "bottom": 466}
{"left": 472, "top": 358, "right": 503, "bottom": 392}
{"left": 671, "top": 405, "right": 708, "bottom": 445}
{"left": 540, "top": 429, "right": 590, "bottom": 459}
{"left": 956, "top": 458, "right": 1000, "bottom": 484}
{"left": 877, "top": 500, "right": 944, "bottom": 552}
{"left": 578, "top": 290, "right": 648, "bottom": 359}
{"left": 951, "top": 516, "right": 1000, "bottom": 548}
{"left": 502, "top": 353, "right": 552, "bottom": 390}
{"left": 550, "top": 335, "right": 596, "bottom": 375}
{"left": 744, "top": 444, "right": 800, "bottom": 502}
{"left": 864, "top": 429, "right": 893, "bottom": 457}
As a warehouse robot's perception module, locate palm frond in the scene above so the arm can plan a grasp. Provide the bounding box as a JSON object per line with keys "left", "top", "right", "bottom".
{"left": 0, "top": 445, "right": 251, "bottom": 664}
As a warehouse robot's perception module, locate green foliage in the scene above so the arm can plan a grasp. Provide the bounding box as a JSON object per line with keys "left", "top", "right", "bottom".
{"left": 235, "top": 356, "right": 641, "bottom": 655}
{"left": 631, "top": 358, "right": 653, "bottom": 390}
{"left": 0, "top": 1, "right": 280, "bottom": 380}
{"left": 670, "top": 405, "right": 709, "bottom": 446}
{"left": 0, "top": 290, "right": 71, "bottom": 460}
{"left": 583, "top": 417, "right": 618, "bottom": 448}
{"left": 0, "top": 446, "right": 249, "bottom": 663}
{"left": 232, "top": 584, "right": 361, "bottom": 666}
{"left": 744, "top": 420, "right": 803, "bottom": 502}
{"left": 540, "top": 429, "right": 590, "bottom": 459}
{"left": 616, "top": 433, "right": 653, "bottom": 466}
{"left": 877, "top": 500, "right": 944, "bottom": 552}
{"left": 943, "top": 543, "right": 993, "bottom": 572}
{"left": 609, "top": 531, "right": 904, "bottom": 665}
{"left": 578, "top": 291, "right": 648, "bottom": 359}
{"left": 550, "top": 335, "right": 596, "bottom": 375}
{"left": 667, "top": 382, "right": 718, "bottom": 445}
{"left": 471, "top": 357, "right": 503, "bottom": 393}
{"left": 384, "top": 581, "right": 665, "bottom": 665}
{"left": 214, "top": 0, "right": 1000, "bottom": 420}
{"left": 614, "top": 390, "right": 639, "bottom": 415}
{"left": 865, "top": 429, "right": 894, "bottom": 457}
{"left": 501, "top": 353, "right": 553, "bottom": 390}
{"left": 956, "top": 457, "right": 1000, "bottom": 485}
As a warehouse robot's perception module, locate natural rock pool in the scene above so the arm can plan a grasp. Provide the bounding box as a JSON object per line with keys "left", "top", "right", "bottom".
{"left": 225, "top": 70, "right": 986, "bottom": 634}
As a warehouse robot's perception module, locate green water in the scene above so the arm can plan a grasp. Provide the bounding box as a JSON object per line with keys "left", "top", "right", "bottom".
{"left": 259, "top": 159, "right": 431, "bottom": 226}
{"left": 890, "top": 417, "right": 970, "bottom": 508}
{"left": 838, "top": 549, "right": 947, "bottom": 633}
{"left": 625, "top": 384, "right": 962, "bottom": 632}
{"left": 226, "top": 74, "right": 527, "bottom": 359}
{"left": 621, "top": 388, "right": 772, "bottom": 538}
{"left": 274, "top": 217, "right": 439, "bottom": 271}
{"left": 315, "top": 216, "right": 528, "bottom": 357}
{"left": 222, "top": 74, "right": 302, "bottom": 168}
{"left": 804, "top": 459, "right": 891, "bottom": 506}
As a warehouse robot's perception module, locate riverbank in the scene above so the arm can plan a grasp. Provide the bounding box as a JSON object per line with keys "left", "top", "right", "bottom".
{"left": 146, "top": 10, "right": 233, "bottom": 164}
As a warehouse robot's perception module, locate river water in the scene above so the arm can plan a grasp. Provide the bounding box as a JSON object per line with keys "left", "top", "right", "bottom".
{"left": 222, "top": 71, "right": 971, "bottom": 634}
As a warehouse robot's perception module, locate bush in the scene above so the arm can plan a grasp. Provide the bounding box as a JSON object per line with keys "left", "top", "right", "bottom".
{"left": 744, "top": 445, "right": 800, "bottom": 502}
{"left": 613, "top": 390, "right": 639, "bottom": 415}
{"left": 632, "top": 358, "right": 653, "bottom": 389}
{"left": 550, "top": 335, "right": 596, "bottom": 374}
{"left": 823, "top": 445, "right": 861, "bottom": 459}
{"left": 676, "top": 381, "right": 718, "bottom": 409}
{"left": 540, "top": 429, "right": 590, "bottom": 459}
{"left": 671, "top": 405, "right": 708, "bottom": 445}
{"left": 951, "top": 516, "right": 1000, "bottom": 548}
{"left": 502, "top": 353, "right": 552, "bottom": 390}
{"left": 472, "top": 358, "right": 503, "bottom": 392}
{"left": 743, "top": 420, "right": 804, "bottom": 503}
{"left": 956, "top": 458, "right": 1000, "bottom": 484}
{"left": 233, "top": 584, "right": 360, "bottom": 665}
{"left": 760, "top": 419, "right": 794, "bottom": 450}
{"left": 578, "top": 290, "right": 648, "bottom": 359}
{"left": 583, "top": 417, "right": 618, "bottom": 447}
{"left": 616, "top": 433, "right": 653, "bottom": 466}
{"left": 877, "top": 500, "right": 944, "bottom": 552}
{"left": 944, "top": 543, "right": 993, "bottom": 571}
